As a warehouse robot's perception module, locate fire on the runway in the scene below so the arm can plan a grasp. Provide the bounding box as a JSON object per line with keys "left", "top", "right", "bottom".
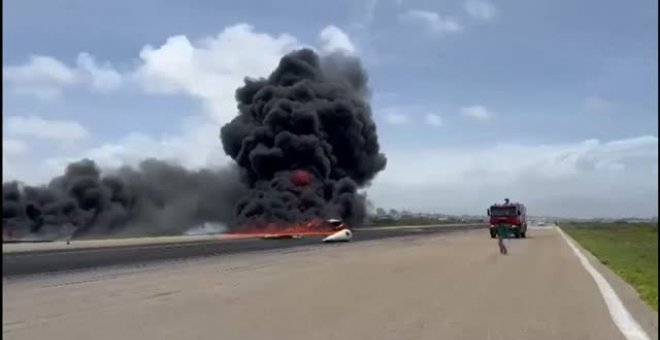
{"left": 225, "top": 218, "right": 342, "bottom": 238}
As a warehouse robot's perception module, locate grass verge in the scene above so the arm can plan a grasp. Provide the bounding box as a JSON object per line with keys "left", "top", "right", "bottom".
{"left": 562, "top": 223, "right": 658, "bottom": 311}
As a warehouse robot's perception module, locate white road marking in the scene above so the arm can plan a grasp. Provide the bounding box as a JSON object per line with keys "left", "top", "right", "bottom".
{"left": 555, "top": 226, "right": 651, "bottom": 340}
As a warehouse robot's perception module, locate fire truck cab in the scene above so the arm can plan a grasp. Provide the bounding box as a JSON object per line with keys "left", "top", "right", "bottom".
{"left": 487, "top": 200, "right": 528, "bottom": 239}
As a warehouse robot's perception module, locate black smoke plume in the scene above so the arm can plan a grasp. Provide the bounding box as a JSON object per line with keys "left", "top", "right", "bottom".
{"left": 3, "top": 159, "right": 245, "bottom": 239}
{"left": 220, "top": 49, "right": 387, "bottom": 228}
{"left": 2, "top": 48, "right": 386, "bottom": 239}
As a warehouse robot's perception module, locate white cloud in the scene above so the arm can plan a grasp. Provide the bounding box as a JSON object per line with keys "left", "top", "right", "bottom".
{"left": 8, "top": 24, "right": 354, "bottom": 183}
{"left": 584, "top": 96, "right": 616, "bottom": 113}
{"left": 319, "top": 25, "right": 357, "bottom": 55}
{"left": 6, "top": 115, "right": 89, "bottom": 143}
{"left": 134, "top": 23, "right": 357, "bottom": 124}
{"left": 464, "top": 0, "right": 497, "bottom": 21}
{"left": 381, "top": 107, "right": 411, "bottom": 125}
{"left": 460, "top": 105, "right": 492, "bottom": 121}
{"left": 41, "top": 117, "right": 232, "bottom": 180}
{"left": 371, "top": 136, "right": 658, "bottom": 218}
{"left": 3, "top": 53, "right": 122, "bottom": 98}
{"left": 2, "top": 139, "right": 29, "bottom": 157}
{"left": 75, "top": 53, "right": 123, "bottom": 93}
{"left": 2, "top": 139, "right": 30, "bottom": 183}
{"left": 399, "top": 9, "right": 462, "bottom": 35}
{"left": 380, "top": 105, "right": 442, "bottom": 126}
{"left": 3, "top": 56, "right": 79, "bottom": 99}
{"left": 385, "top": 113, "right": 409, "bottom": 125}
{"left": 424, "top": 113, "right": 443, "bottom": 127}
{"left": 134, "top": 24, "right": 300, "bottom": 124}
{"left": 4, "top": 23, "right": 354, "bottom": 126}
{"left": 95, "top": 121, "right": 227, "bottom": 170}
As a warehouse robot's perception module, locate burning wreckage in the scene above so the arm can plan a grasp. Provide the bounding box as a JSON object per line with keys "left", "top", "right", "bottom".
{"left": 259, "top": 219, "right": 352, "bottom": 242}
{"left": 2, "top": 48, "right": 386, "bottom": 244}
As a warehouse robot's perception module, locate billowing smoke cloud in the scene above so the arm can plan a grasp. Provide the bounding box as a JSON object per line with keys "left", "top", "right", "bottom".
{"left": 220, "top": 49, "right": 387, "bottom": 228}
{"left": 2, "top": 159, "right": 245, "bottom": 239}
{"left": 2, "top": 48, "right": 386, "bottom": 239}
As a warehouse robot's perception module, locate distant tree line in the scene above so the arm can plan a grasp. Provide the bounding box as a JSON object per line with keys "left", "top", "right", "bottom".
{"left": 366, "top": 207, "right": 482, "bottom": 227}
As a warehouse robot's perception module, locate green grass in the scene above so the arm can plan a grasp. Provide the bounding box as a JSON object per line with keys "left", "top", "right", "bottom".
{"left": 562, "top": 223, "right": 658, "bottom": 311}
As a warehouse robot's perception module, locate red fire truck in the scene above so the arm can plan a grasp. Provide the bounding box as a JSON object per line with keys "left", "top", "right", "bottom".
{"left": 487, "top": 199, "right": 528, "bottom": 239}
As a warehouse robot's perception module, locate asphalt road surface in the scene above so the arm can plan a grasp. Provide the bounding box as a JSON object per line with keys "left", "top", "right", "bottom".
{"left": 3, "top": 226, "right": 657, "bottom": 340}
{"left": 2, "top": 224, "right": 483, "bottom": 277}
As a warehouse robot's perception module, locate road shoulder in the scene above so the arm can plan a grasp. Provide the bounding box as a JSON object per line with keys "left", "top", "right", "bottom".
{"left": 557, "top": 227, "right": 658, "bottom": 340}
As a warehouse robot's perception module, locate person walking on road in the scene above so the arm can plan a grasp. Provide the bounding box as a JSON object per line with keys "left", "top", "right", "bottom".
{"left": 493, "top": 198, "right": 512, "bottom": 255}
{"left": 497, "top": 224, "right": 508, "bottom": 255}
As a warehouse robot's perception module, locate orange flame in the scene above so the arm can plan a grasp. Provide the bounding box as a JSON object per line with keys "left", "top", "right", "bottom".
{"left": 224, "top": 218, "right": 341, "bottom": 238}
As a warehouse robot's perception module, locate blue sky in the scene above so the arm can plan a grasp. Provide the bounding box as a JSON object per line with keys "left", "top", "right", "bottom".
{"left": 3, "top": 0, "right": 658, "bottom": 218}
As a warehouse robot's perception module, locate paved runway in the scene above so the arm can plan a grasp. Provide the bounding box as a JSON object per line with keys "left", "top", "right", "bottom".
{"left": 3, "top": 226, "right": 656, "bottom": 340}
{"left": 2, "top": 223, "right": 483, "bottom": 277}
